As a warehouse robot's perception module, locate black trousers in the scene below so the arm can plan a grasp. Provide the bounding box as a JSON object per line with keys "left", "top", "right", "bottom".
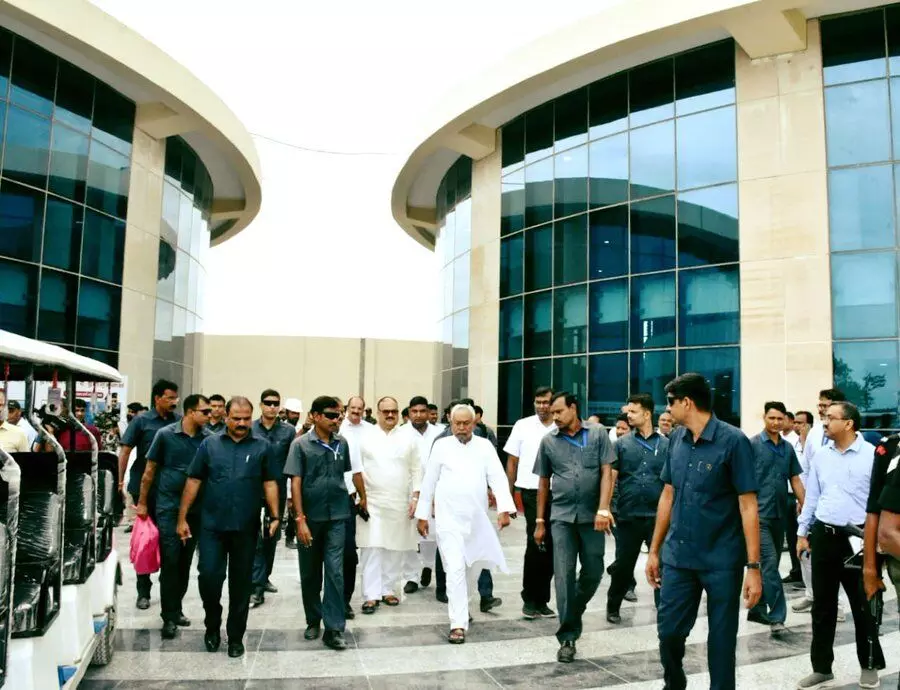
{"left": 197, "top": 526, "right": 257, "bottom": 642}
{"left": 343, "top": 501, "right": 357, "bottom": 605}
{"left": 131, "top": 490, "right": 155, "bottom": 599}
{"left": 156, "top": 511, "right": 199, "bottom": 624}
{"left": 520, "top": 489, "right": 554, "bottom": 607}
{"left": 784, "top": 495, "right": 801, "bottom": 578}
{"left": 809, "top": 522, "right": 885, "bottom": 674}
{"left": 607, "top": 517, "right": 658, "bottom": 613}
{"left": 299, "top": 518, "right": 346, "bottom": 632}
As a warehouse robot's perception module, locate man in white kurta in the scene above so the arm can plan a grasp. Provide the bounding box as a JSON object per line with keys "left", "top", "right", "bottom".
{"left": 357, "top": 397, "right": 422, "bottom": 611}
{"left": 416, "top": 404, "right": 515, "bottom": 641}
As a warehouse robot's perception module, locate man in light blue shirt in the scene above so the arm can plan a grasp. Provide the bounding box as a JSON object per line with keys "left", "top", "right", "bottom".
{"left": 795, "top": 401, "right": 884, "bottom": 690}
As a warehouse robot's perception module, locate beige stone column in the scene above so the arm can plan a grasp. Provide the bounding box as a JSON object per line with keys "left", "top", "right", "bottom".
{"left": 735, "top": 19, "right": 832, "bottom": 430}
{"left": 118, "top": 126, "right": 165, "bottom": 405}
{"left": 467, "top": 135, "right": 502, "bottom": 423}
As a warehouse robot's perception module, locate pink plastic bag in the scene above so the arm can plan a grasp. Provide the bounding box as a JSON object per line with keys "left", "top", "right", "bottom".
{"left": 130, "top": 517, "right": 160, "bottom": 575}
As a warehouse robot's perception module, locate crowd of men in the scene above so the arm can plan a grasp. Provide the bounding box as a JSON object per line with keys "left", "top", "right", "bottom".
{"left": 3, "top": 374, "right": 900, "bottom": 689}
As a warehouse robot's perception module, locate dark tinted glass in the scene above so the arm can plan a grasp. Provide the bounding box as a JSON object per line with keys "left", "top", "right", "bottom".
{"left": 86, "top": 141, "right": 129, "bottom": 218}
{"left": 0, "top": 257, "right": 37, "bottom": 336}
{"left": 452, "top": 310, "right": 469, "bottom": 368}
{"left": 631, "top": 272, "right": 676, "bottom": 349}
{"left": 524, "top": 290, "right": 552, "bottom": 358}
{"left": 81, "top": 210, "right": 125, "bottom": 284}
{"left": 889, "top": 6, "right": 900, "bottom": 74}
{"left": 9, "top": 38, "right": 55, "bottom": 116}
{"left": 678, "top": 184, "right": 739, "bottom": 267}
{"left": 828, "top": 165, "right": 895, "bottom": 251}
{"left": 554, "top": 145, "right": 588, "bottom": 217}
{"left": 0, "top": 180, "right": 44, "bottom": 262}
{"left": 679, "top": 265, "right": 740, "bottom": 346}
{"left": 4, "top": 105, "right": 50, "bottom": 187}
{"left": 0, "top": 29, "right": 12, "bottom": 99}
{"left": 589, "top": 73, "right": 628, "bottom": 139}
{"left": 833, "top": 340, "right": 900, "bottom": 428}
{"left": 525, "top": 102, "right": 554, "bottom": 164}
{"left": 554, "top": 355, "right": 588, "bottom": 402}
{"left": 825, "top": 81, "right": 890, "bottom": 166}
{"left": 588, "top": 352, "right": 628, "bottom": 418}
{"left": 37, "top": 268, "right": 77, "bottom": 343}
{"left": 831, "top": 252, "right": 897, "bottom": 339}
{"left": 54, "top": 62, "right": 93, "bottom": 133}
{"left": 821, "top": 8, "right": 887, "bottom": 85}
{"left": 554, "top": 87, "right": 588, "bottom": 152}
{"left": 629, "top": 59, "right": 674, "bottom": 127}
{"left": 525, "top": 223, "right": 553, "bottom": 292}
{"left": 165, "top": 137, "right": 183, "bottom": 185}
{"left": 630, "top": 349, "right": 676, "bottom": 414}
{"left": 498, "top": 361, "right": 523, "bottom": 425}
{"left": 553, "top": 284, "right": 587, "bottom": 355}
{"left": 157, "top": 239, "right": 176, "bottom": 302}
{"left": 499, "top": 297, "right": 524, "bottom": 360}
{"left": 630, "top": 120, "right": 674, "bottom": 199}
{"left": 501, "top": 168, "right": 525, "bottom": 235}
{"left": 500, "top": 233, "right": 524, "bottom": 297}
{"left": 77, "top": 279, "right": 121, "bottom": 350}
{"left": 525, "top": 157, "right": 553, "bottom": 227}
{"left": 502, "top": 116, "right": 525, "bottom": 174}
{"left": 589, "top": 278, "right": 628, "bottom": 352}
{"left": 631, "top": 195, "right": 676, "bottom": 274}
{"left": 91, "top": 81, "right": 134, "bottom": 156}
{"left": 42, "top": 196, "right": 83, "bottom": 271}
{"left": 523, "top": 358, "right": 552, "bottom": 417}
{"left": 589, "top": 205, "right": 628, "bottom": 280}
{"left": 589, "top": 132, "right": 628, "bottom": 208}
{"left": 49, "top": 123, "right": 88, "bottom": 202}
{"left": 553, "top": 215, "right": 587, "bottom": 285}
{"left": 676, "top": 106, "right": 736, "bottom": 190}
{"left": 675, "top": 41, "right": 735, "bottom": 115}
{"left": 678, "top": 347, "right": 740, "bottom": 426}
{"left": 76, "top": 347, "right": 118, "bottom": 368}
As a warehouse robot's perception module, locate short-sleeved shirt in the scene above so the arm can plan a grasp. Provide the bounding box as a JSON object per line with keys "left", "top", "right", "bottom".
{"left": 0, "top": 421, "right": 29, "bottom": 453}
{"left": 187, "top": 432, "right": 274, "bottom": 532}
{"left": 612, "top": 430, "right": 669, "bottom": 519}
{"left": 661, "top": 415, "right": 758, "bottom": 571}
{"left": 122, "top": 409, "right": 181, "bottom": 495}
{"left": 503, "top": 415, "right": 556, "bottom": 490}
{"left": 252, "top": 418, "right": 296, "bottom": 485}
{"left": 146, "top": 421, "right": 210, "bottom": 515}
{"left": 750, "top": 432, "right": 802, "bottom": 521}
{"left": 880, "top": 445, "right": 900, "bottom": 513}
{"left": 533, "top": 424, "right": 615, "bottom": 524}
{"left": 870, "top": 435, "right": 900, "bottom": 514}
{"left": 57, "top": 424, "right": 102, "bottom": 452}
{"left": 205, "top": 420, "right": 225, "bottom": 435}
{"left": 283, "top": 430, "right": 353, "bottom": 522}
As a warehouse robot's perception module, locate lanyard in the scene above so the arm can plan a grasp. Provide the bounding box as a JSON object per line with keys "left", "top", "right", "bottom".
{"left": 313, "top": 437, "right": 341, "bottom": 460}
{"left": 634, "top": 435, "right": 660, "bottom": 456}
{"left": 560, "top": 428, "right": 588, "bottom": 449}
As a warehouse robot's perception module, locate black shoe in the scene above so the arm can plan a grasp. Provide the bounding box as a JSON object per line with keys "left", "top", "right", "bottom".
{"left": 781, "top": 572, "right": 803, "bottom": 584}
{"left": 304, "top": 625, "right": 321, "bottom": 640}
{"left": 250, "top": 589, "right": 264, "bottom": 608}
{"left": 624, "top": 586, "right": 638, "bottom": 603}
{"left": 344, "top": 604, "right": 356, "bottom": 620}
{"left": 606, "top": 611, "right": 622, "bottom": 624}
{"left": 404, "top": 581, "right": 419, "bottom": 594}
{"left": 747, "top": 610, "right": 772, "bottom": 625}
{"left": 264, "top": 580, "right": 278, "bottom": 594}
{"left": 175, "top": 614, "right": 191, "bottom": 627}
{"left": 421, "top": 567, "right": 432, "bottom": 588}
{"left": 436, "top": 591, "right": 448, "bottom": 604}
{"left": 536, "top": 605, "right": 557, "bottom": 618}
{"left": 557, "top": 640, "right": 576, "bottom": 663}
{"left": 204, "top": 630, "right": 221, "bottom": 652}
{"left": 323, "top": 631, "right": 348, "bottom": 650}
{"left": 522, "top": 603, "right": 539, "bottom": 619}
{"left": 480, "top": 596, "right": 502, "bottom": 613}
{"left": 136, "top": 596, "right": 150, "bottom": 610}
{"left": 285, "top": 540, "right": 298, "bottom": 550}
{"left": 161, "top": 620, "right": 177, "bottom": 639}
{"left": 227, "top": 641, "right": 245, "bottom": 658}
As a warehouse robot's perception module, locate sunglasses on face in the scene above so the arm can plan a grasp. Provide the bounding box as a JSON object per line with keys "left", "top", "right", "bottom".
{"left": 666, "top": 396, "right": 678, "bottom": 405}
{"left": 196, "top": 408, "right": 212, "bottom": 415}
{"left": 381, "top": 409, "right": 399, "bottom": 416}
{"left": 322, "top": 411, "right": 341, "bottom": 420}
{"left": 262, "top": 400, "right": 280, "bottom": 407}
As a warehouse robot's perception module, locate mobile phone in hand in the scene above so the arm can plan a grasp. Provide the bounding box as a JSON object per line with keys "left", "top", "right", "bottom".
{"left": 358, "top": 508, "right": 370, "bottom": 522}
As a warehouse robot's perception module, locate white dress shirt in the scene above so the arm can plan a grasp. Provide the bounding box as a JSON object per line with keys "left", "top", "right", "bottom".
{"left": 339, "top": 418, "right": 371, "bottom": 494}
{"left": 803, "top": 421, "right": 828, "bottom": 463}
{"left": 503, "top": 414, "right": 555, "bottom": 490}
{"left": 16, "top": 417, "right": 37, "bottom": 447}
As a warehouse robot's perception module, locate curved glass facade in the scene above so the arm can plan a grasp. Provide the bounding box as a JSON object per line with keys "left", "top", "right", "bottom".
{"left": 152, "top": 137, "right": 212, "bottom": 392}
{"left": 436, "top": 156, "right": 472, "bottom": 404}
{"left": 0, "top": 27, "right": 134, "bottom": 367}
{"left": 497, "top": 40, "right": 740, "bottom": 430}
{"left": 822, "top": 5, "right": 900, "bottom": 429}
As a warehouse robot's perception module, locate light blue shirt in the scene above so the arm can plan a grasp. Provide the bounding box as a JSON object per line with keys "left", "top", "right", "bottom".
{"left": 797, "top": 432, "right": 875, "bottom": 537}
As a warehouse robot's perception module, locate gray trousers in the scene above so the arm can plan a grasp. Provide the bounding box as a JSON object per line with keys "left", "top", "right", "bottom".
{"left": 551, "top": 520, "right": 605, "bottom": 642}
{"left": 298, "top": 518, "right": 346, "bottom": 633}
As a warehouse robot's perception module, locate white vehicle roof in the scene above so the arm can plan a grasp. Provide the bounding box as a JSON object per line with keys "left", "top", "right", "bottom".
{"left": 0, "top": 329, "right": 123, "bottom": 383}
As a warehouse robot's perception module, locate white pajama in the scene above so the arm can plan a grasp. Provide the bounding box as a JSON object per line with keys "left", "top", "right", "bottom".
{"left": 360, "top": 547, "right": 403, "bottom": 601}
{"left": 401, "top": 541, "right": 438, "bottom": 583}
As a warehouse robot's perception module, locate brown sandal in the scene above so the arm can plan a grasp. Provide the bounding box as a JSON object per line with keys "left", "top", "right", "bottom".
{"left": 381, "top": 595, "right": 400, "bottom": 606}
{"left": 448, "top": 628, "right": 465, "bottom": 644}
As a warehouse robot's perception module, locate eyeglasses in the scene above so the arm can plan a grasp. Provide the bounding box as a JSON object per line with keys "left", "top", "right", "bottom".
{"left": 666, "top": 395, "right": 679, "bottom": 405}
{"left": 322, "top": 411, "right": 341, "bottom": 420}
{"left": 196, "top": 408, "right": 212, "bottom": 415}
{"left": 381, "top": 409, "right": 399, "bottom": 416}
{"left": 262, "top": 400, "right": 280, "bottom": 407}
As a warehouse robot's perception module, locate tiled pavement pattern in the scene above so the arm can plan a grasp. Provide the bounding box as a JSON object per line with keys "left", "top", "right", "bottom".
{"left": 82, "top": 519, "right": 899, "bottom": 689}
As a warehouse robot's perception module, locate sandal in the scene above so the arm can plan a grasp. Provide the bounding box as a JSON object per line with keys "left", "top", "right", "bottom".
{"left": 381, "top": 595, "right": 400, "bottom": 606}
{"left": 361, "top": 600, "right": 378, "bottom": 614}
{"left": 448, "top": 628, "right": 466, "bottom": 644}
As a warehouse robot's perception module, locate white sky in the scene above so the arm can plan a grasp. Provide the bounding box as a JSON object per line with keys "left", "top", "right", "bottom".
{"left": 90, "top": 0, "right": 616, "bottom": 341}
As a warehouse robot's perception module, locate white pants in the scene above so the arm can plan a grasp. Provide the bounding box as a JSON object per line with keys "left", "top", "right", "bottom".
{"left": 360, "top": 547, "right": 403, "bottom": 601}
{"left": 402, "top": 541, "right": 438, "bottom": 583}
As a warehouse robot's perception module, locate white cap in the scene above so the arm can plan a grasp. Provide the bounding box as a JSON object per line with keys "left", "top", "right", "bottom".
{"left": 284, "top": 397, "right": 303, "bottom": 413}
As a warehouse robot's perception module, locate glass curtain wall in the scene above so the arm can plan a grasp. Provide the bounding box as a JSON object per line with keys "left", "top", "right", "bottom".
{"left": 0, "top": 27, "right": 134, "bottom": 367}
{"left": 497, "top": 40, "right": 740, "bottom": 436}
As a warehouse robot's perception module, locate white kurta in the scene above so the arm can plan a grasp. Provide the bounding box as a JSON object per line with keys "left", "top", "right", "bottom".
{"left": 356, "top": 425, "right": 422, "bottom": 551}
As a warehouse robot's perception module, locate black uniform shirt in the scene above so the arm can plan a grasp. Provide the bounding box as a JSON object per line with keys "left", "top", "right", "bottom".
{"left": 122, "top": 408, "right": 181, "bottom": 495}
{"left": 187, "top": 432, "right": 274, "bottom": 532}
{"left": 283, "top": 430, "right": 352, "bottom": 522}
{"left": 252, "top": 418, "right": 295, "bottom": 484}
{"left": 205, "top": 420, "right": 226, "bottom": 435}
{"left": 871, "top": 435, "right": 900, "bottom": 514}
{"left": 146, "top": 421, "right": 210, "bottom": 515}
{"left": 612, "top": 430, "right": 669, "bottom": 519}
{"left": 750, "top": 432, "right": 802, "bottom": 521}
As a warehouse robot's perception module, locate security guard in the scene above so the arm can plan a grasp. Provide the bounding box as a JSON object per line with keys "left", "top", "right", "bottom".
{"left": 646, "top": 373, "right": 761, "bottom": 690}
{"left": 136, "top": 394, "right": 211, "bottom": 639}
{"left": 118, "top": 378, "right": 181, "bottom": 609}
{"left": 177, "top": 396, "right": 280, "bottom": 658}
{"left": 249, "top": 388, "right": 296, "bottom": 607}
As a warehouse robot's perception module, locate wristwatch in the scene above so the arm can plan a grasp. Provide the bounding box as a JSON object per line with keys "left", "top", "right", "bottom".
{"left": 596, "top": 509, "right": 611, "bottom": 517}
{"left": 746, "top": 561, "right": 761, "bottom": 570}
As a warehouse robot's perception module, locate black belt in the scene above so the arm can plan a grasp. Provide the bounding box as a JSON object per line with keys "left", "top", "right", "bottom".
{"left": 819, "top": 522, "right": 864, "bottom": 536}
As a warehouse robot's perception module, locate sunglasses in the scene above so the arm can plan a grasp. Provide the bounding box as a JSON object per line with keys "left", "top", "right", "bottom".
{"left": 196, "top": 408, "right": 212, "bottom": 415}
{"left": 666, "top": 396, "right": 678, "bottom": 405}
{"left": 262, "top": 400, "right": 281, "bottom": 407}
{"left": 381, "top": 409, "right": 399, "bottom": 416}
{"left": 322, "top": 411, "right": 341, "bottom": 420}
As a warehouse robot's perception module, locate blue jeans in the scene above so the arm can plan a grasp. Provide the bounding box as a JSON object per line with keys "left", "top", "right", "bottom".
{"left": 551, "top": 521, "right": 605, "bottom": 642}
{"left": 750, "top": 518, "right": 786, "bottom": 624}
{"left": 657, "top": 565, "right": 742, "bottom": 690}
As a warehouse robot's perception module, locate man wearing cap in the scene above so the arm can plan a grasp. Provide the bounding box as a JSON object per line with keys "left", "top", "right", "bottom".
{"left": 0, "top": 390, "right": 29, "bottom": 453}
{"left": 6, "top": 399, "right": 37, "bottom": 447}
{"left": 284, "top": 398, "right": 303, "bottom": 428}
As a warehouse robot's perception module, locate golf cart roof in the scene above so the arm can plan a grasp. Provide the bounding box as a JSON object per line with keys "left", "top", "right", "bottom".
{"left": 0, "top": 330, "right": 123, "bottom": 383}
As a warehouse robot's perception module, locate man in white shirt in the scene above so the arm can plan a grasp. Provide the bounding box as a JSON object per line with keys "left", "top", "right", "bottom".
{"left": 356, "top": 397, "right": 422, "bottom": 613}
{"left": 337, "top": 395, "right": 370, "bottom": 618}
{"left": 504, "top": 385, "right": 556, "bottom": 620}
{"left": 6, "top": 399, "right": 36, "bottom": 447}
{"left": 415, "top": 404, "right": 514, "bottom": 644}
{"left": 803, "top": 388, "right": 847, "bottom": 463}
{"left": 0, "top": 390, "right": 28, "bottom": 453}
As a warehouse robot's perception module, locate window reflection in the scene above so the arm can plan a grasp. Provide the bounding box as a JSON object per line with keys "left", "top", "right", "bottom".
{"left": 499, "top": 297, "right": 523, "bottom": 361}
{"left": 10, "top": 38, "right": 55, "bottom": 116}
{"left": 825, "top": 81, "right": 890, "bottom": 166}
{"left": 525, "top": 102, "right": 554, "bottom": 164}
{"left": 501, "top": 168, "right": 525, "bottom": 235}
{"left": 675, "top": 42, "right": 735, "bottom": 116}
{"left": 631, "top": 195, "right": 676, "bottom": 274}
{"left": 554, "top": 145, "right": 588, "bottom": 218}
{"left": 589, "top": 278, "right": 628, "bottom": 352}
{"left": 0, "top": 180, "right": 44, "bottom": 262}
{"left": 589, "top": 205, "right": 628, "bottom": 280}
{"left": 553, "top": 284, "right": 587, "bottom": 355}
{"left": 4, "top": 105, "right": 51, "bottom": 188}
{"left": 0, "top": 258, "right": 37, "bottom": 337}
{"left": 49, "top": 124, "right": 89, "bottom": 202}
{"left": 589, "top": 73, "right": 628, "bottom": 140}
{"left": 828, "top": 165, "right": 895, "bottom": 251}
{"left": 54, "top": 62, "right": 94, "bottom": 133}
{"left": 630, "top": 59, "right": 674, "bottom": 127}
{"left": 525, "top": 223, "right": 553, "bottom": 292}
{"left": 523, "top": 358, "right": 552, "bottom": 415}
{"left": 43, "top": 197, "right": 83, "bottom": 272}
{"left": 453, "top": 253, "right": 470, "bottom": 313}
{"left": 831, "top": 252, "right": 897, "bottom": 339}
{"left": 81, "top": 210, "right": 125, "bottom": 284}
{"left": 86, "top": 140, "right": 130, "bottom": 218}
{"left": 588, "top": 352, "right": 628, "bottom": 419}
{"left": 677, "top": 184, "right": 739, "bottom": 267}
{"left": 676, "top": 106, "right": 736, "bottom": 190}
{"left": 525, "top": 156, "right": 553, "bottom": 227}
{"left": 498, "top": 361, "right": 523, "bottom": 426}
{"left": 38, "top": 269, "right": 77, "bottom": 343}
{"left": 76, "top": 278, "right": 121, "bottom": 350}
{"left": 833, "top": 340, "right": 900, "bottom": 429}
{"left": 500, "top": 233, "right": 523, "bottom": 297}
{"left": 554, "top": 355, "right": 588, "bottom": 402}
{"left": 553, "top": 215, "right": 587, "bottom": 285}
{"left": 678, "top": 347, "right": 740, "bottom": 426}
{"left": 554, "top": 88, "right": 588, "bottom": 152}
{"left": 678, "top": 265, "right": 740, "bottom": 346}
{"left": 589, "top": 133, "right": 628, "bottom": 208}
{"left": 630, "top": 120, "right": 675, "bottom": 199}
{"left": 502, "top": 117, "right": 525, "bottom": 174}
{"left": 524, "top": 291, "right": 552, "bottom": 358}
{"left": 630, "top": 350, "right": 676, "bottom": 414}
{"left": 822, "top": 8, "right": 888, "bottom": 85}
{"left": 631, "top": 272, "right": 676, "bottom": 349}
